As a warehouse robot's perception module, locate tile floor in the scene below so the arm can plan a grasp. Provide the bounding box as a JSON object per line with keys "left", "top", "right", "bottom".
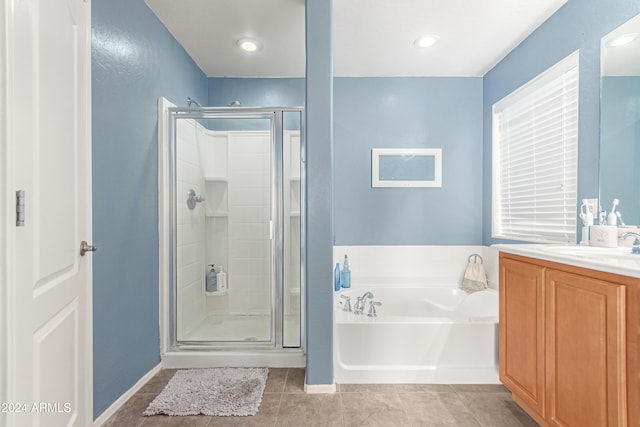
{"left": 102, "top": 368, "right": 539, "bottom": 427}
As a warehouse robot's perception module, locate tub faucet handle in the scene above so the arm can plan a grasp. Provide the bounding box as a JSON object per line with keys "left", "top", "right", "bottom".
{"left": 367, "top": 301, "right": 382, "bottom": 317}
{"left": 339, "top": 295, "right": 352, "bottom": 312}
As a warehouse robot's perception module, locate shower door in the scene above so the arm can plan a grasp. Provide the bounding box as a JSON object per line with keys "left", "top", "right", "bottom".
{"left": 170, "top": 108, "right": 302, "bottom": 349}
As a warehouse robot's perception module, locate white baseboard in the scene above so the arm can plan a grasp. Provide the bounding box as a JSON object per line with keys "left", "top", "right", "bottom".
{"left": 304, "top": 378, "right": 336, "bottom": 394}
{"left": 93, "top": 363, "right": 162, "bottom": 426}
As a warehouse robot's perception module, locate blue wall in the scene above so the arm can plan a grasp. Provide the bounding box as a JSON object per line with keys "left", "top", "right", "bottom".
{"left": 600, "top": 77, "right": 640, "bottom": 226}
{"left": 206, "top": 76, "right": 484, "bottom": 247}
{"left": 334, "top": 77, "right": 483, "bottom": 245}
{"left": 208, "top": 77, "right": 305, "bottom": 107}
{"left": 482, "top": 0, "right": 640, "bottom": 245}
{"left": 92, "top": 0, "right": 207, "bottom": 419}
{"left": 207, "top": 78, "right": 304, "bottom": 131}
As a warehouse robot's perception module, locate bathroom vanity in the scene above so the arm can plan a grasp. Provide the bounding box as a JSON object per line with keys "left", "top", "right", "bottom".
{"left": 497, "top": 245, "right": 640, "bottom": 427}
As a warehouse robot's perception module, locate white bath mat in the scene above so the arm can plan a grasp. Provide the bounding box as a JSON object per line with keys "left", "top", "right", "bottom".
{"left": 143, "top": 367, "right": 268, "bottom": 417}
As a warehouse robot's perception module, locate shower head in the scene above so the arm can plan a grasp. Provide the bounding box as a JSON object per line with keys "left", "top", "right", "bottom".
{"left": 187, "top": 97, "right": 202, "bottom": 108}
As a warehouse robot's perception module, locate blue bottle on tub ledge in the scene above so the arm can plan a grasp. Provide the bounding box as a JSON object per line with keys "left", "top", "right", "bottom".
{"left": 334, "top": 262, "right": 341, "bottom": 291}
{"left": 340, "top": 254, "right": 351, "bottom": 288}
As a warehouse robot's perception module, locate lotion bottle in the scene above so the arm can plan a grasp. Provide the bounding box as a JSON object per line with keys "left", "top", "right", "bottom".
{"left": 217, "top": 265, "right": 227, "bottom": 292}
{"left": 206, "top": 264, "right": 217, "bottom": 293}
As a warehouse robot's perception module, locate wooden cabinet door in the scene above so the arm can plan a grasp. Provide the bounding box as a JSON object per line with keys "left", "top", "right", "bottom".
{"left": 500, "top": 256, "right": 546, "bottom": 419}
{"left": 545, "top": 269, "right": 626, "bottom": 427}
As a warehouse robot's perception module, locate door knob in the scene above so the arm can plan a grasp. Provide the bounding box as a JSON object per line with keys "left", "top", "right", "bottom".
{"left": 80, "top": 241, "right": 97, "bottom": 256}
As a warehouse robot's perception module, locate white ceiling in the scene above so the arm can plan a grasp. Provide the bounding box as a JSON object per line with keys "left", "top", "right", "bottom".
{"left": 601, "top": 13, "right": 640, "bottom": 76}
{"left": 145, "top": 0, "right": 568, "bottom": 78}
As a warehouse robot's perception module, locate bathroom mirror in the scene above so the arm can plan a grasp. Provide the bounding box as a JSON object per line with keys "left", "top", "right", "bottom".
{"left": 600, "top": 14, "right": 640, "bottom": 227}
{"left": 371, "top": 148, "right": 442, "bottom": 188}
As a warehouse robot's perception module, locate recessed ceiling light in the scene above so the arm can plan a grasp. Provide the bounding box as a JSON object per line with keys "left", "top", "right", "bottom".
{"left": 414, "top": 35, "right": 439, "bottom": 48}
{"left": 607, "top": 33, "right": 637, "bottom": 47}
{"left": 236, "top": 38, "right": 262, "bottom": 52}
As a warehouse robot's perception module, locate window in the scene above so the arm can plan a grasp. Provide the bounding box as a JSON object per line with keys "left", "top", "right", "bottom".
{"left": 492, "top": 51, "right": 579, "bottom": 244}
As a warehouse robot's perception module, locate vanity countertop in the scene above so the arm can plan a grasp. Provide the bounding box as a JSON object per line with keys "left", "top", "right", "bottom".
{"left": 493, "top": 244, "right": 640, "bottom": 279}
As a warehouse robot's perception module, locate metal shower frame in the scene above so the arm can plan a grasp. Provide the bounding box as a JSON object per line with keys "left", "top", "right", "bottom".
{"left": 166, "top": 106, "right": 306, "bottom": 352}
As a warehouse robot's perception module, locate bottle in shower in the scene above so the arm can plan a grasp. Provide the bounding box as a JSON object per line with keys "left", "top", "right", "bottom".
{"left": 217, "top": 265, "right": 227, "bottom": 292}
{"left": 334, "top": 262, "right": 341, "bottom": 291}
{"left": 340, "top": 255, "right": 351, "bottom": 288}
{"left": 206, "top": 264, "right": 217, "bottom": 293}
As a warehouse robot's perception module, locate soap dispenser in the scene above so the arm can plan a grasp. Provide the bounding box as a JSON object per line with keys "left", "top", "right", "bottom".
{"left": 206, "top": 264, "right": 217, "bottom": 293}
{"left": 340, "top": 255, "right": 351, "bottom": 288}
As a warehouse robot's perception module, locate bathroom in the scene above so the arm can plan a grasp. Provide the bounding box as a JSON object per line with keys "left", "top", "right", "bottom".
{"left": 4, "top": 0, "right": 639, "bottom": 425}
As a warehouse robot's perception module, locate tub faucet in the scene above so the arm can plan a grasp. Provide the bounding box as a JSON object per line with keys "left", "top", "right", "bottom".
{"left": 354, "top": 292, "right": 374, "bottom": 315}
{"left": 620, "top": 231, "right": 640, "bottom": 254}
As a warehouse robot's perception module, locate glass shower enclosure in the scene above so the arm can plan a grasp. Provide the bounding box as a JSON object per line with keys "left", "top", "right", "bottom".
{"left": 168, "top": 107, "right": 303, "bottom": 350}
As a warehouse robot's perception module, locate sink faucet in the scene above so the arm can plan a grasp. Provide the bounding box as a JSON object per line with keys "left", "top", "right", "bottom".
{"left": 620, "top": 231, "right": 640, "bottom": 254}
{"left": 353, "top": 292, "right": 374, "bottom": 315}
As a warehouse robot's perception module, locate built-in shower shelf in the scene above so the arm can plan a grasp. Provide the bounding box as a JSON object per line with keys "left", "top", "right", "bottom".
{"left": 290, "top": 211, "right": 300, "bottom": 217}
{"left": 206, "top": 211, "right": 228, "bottom": 217}
{"left": 205, "top": 176, "right": 228, "bottom": 182}
{"left": 290, "top": 176, "right": 300, "bottom": 182}
{"left": 206, "top": 290, "right": 228, "bottom": 297}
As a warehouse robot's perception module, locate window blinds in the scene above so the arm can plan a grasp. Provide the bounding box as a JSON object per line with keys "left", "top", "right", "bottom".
{"left": 492, "top": 51, "right": 579, "bottom": 244}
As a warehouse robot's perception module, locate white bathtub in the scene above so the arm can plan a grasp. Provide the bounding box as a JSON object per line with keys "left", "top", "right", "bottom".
{"left": 334, "top": 286, "right": 499, "bottom": 384}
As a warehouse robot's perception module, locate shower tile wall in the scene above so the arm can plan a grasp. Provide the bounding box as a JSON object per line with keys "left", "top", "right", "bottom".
{"left": 175, "top": 119, "right": 207, "bottom": 337}
{"left": 200, "top": 131, "right": 228, "bottom": 313}
{"left": 200, "top": 131, "right": 272, "bottom": 317}
{"left": 228, "top": 132, "right": 272, "bottom": 315}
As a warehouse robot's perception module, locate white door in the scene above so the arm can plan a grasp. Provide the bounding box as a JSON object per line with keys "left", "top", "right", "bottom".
{"left": 3, "top": 0, "right": 92, "bottom": 426}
